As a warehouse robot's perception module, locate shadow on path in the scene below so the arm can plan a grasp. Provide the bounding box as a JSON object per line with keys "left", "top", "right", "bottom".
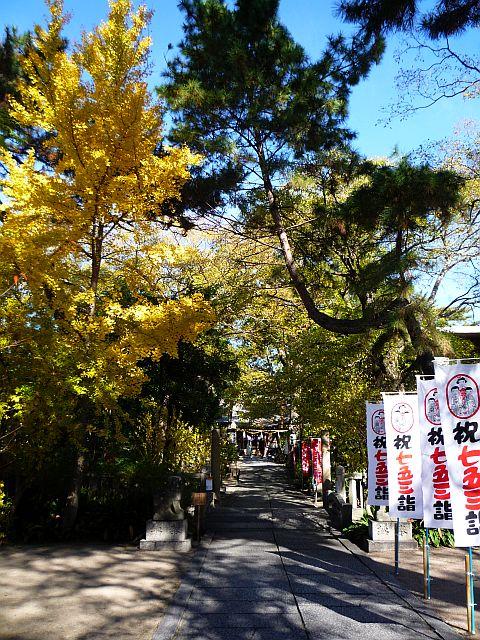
{"left": 172, "top": 460, "right": 458, "bottom": 640}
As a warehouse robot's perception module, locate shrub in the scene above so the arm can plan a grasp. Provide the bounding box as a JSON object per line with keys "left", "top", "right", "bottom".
{"left": 413, "top": 520, "right": 455, "bottom": 547}
{"left": 342, "top": 512, "right": 370, "bottom": 545}
{"left": 0, "top": 481, "right": 13, "bottom": 543}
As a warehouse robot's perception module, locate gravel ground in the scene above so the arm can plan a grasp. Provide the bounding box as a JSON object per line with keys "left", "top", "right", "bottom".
{"left": 0, "top": 544, "right": 192, "bottom": 640}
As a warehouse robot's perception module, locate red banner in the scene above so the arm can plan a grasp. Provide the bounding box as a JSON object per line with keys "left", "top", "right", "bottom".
{"left": 301, "top": 441, "right": 310, "bottom": 474}
{"left": 311, "top": 438, "right": 323, "bottom": 484}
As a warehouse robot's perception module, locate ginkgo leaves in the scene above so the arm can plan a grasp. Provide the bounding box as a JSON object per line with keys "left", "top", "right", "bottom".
{"left": 0, "top": 0, "right": 211, "bottom": 404}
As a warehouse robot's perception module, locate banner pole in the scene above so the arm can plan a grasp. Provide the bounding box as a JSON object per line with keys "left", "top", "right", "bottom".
{"left": 466, "top": 553, "right": 473, "bottom": 634}
{"left": 394, "top": 518, "right": 400, "bottom": 576}
{"left": 469, "top": 546, "right": 476, "bottom": 634}
{"left": 426, "top": 529, "right": 431, "bottom": 599}
{"left": 422, "top": 530, "right": 430, "bottom": 599}
{"left": 311, "top": 440, "right": 316, "bottom": 505}
{"left": 422, "top": 533, "right": 427, "bottom": 598}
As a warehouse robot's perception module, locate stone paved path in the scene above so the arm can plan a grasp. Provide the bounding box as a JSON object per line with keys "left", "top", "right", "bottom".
{"left": 173, "top": 460, "right": 454, "bottom": 640}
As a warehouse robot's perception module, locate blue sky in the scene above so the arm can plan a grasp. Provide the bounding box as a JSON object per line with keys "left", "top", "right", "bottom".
{"left": 1, "top": 0, "right": 479, "bottom": 160}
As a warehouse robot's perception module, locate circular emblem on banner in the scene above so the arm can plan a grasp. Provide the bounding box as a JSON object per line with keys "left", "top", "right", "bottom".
{"left": 391, "top": 402, "right": 414, "bottom": 433}
{"left": 372, "top": 409, "right": 385, "bottom": 435}
{"left": 446, "top": 373, "right": 479, "bottom": 419}
{"left": 424, "top": 388, "right": 441, "bottom": 426}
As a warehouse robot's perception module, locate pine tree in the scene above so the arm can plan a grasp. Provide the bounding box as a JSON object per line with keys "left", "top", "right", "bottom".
{"left": 339, "top": 0, "right": 480, "bottom": 39}
{"left": 161, "top": 0, "right": 461, "bottom": 337}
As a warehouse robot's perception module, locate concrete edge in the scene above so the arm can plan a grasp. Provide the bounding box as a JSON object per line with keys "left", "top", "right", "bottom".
{"left": 151, "top": 534, "right": 213, "bottom": 640}
{"left": 330, "top": 528, "right": 464, "bottom": 640}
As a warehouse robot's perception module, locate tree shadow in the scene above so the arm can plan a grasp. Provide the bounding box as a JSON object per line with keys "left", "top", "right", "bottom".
{"left": 0, "top": 461, "right": 464, "bottom": 640}
{"left": 0, "top": 543, "right": 192, "bottom": 640}
{"left": 178, "top": 461, "right": 448, "bottom": 640}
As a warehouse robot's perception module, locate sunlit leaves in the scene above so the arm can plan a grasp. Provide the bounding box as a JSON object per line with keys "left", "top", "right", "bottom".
{"left": 0, "top": 0, "right": 212, "bottom": 440}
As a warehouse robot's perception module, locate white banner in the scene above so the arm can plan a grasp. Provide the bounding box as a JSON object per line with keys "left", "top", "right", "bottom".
{"left": 383, "top": 392, "right": 423, "bottom": 519}
{"left": 366, "top": 402, "right": 389, "bottom": 506}
{"left": 434, "top": 361, "right": 480, "bottom": 547}
{"left": 416, "top": 376, "right": 453, "bottom": 529}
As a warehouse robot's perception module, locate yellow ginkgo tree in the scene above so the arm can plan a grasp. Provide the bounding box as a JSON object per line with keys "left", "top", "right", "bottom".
{"left": 0, "top": 0, "right": 214, "bottom": 528}
{"left": 0, "top": 0, "right": 213, "bottom": 394}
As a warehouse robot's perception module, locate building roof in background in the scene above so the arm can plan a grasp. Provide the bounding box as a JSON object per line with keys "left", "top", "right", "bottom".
{"left": 444, "top": 325, "right": 480, "bottom": 348}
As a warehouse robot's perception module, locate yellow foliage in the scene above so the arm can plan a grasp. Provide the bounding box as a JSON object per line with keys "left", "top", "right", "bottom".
{"left": 169, "top": 424, "right": 211, "bottom": 473}
{"left": 0, "top": 0, "right": 212, "bottom": 400}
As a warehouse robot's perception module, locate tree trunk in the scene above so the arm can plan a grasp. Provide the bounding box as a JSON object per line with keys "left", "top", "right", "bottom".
{"left": 403, "top": 306, "right": 435, "bottom": 375}
{"left": 62, "top": 450, "right": 85, "bottom": 533}
{"left": 396, "top": 228, "right": 435, "bottom": 377}
{"left": 10, "top": 471, "right": 26, "bottom": 517}
{"left": 162, "top": 403, "right": 177, "bottom": 469}
{"left": 211, "top": 428, "right": 222, "bottom": 501}
{"left": 254, "top": 143, "right": 405, "bottom": 335}
{"left": 89, "top": 212, "right": 103, "bottom": 320}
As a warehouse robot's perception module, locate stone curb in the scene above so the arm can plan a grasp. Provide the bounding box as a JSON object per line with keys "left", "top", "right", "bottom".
{"left": 330, "top": 527, "right": 464, "bottom": 640}
{"left": 151, "top": 534, "right": 213, "bottom": 640}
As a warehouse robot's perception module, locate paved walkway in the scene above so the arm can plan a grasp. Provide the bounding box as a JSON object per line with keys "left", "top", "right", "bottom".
{"left": 171, "top": 460, "right": 460, "bottom": 640}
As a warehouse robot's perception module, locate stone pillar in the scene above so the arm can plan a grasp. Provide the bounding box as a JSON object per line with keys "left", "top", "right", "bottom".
{"left": 348, "top": 476, "right": 357, "bottom": 506}
{"left": 139, "top": 476, "right": 191, "bottom": 551}
{"left": 335, "top": 465, "right": 346, "bottom": 501}
{"left": 348, "top": 472, "right": 365, "bottom": 520}
{"left": 140, "top": 520, "right": 190, "bottom": 551}
{"left": 211, "top": 427, "right": 221, "bottom": 500}
{"left": 321, "top": 432, "right": 331, "bottom": 506}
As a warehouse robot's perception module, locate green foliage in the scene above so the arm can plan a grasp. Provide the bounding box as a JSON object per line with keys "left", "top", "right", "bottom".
{"left": 412, "top": 521, "right": 455, "bottom": 548}
{"left": 133, "top": 336, "right": 239, "bottom": 433}
{"left": 285, "top": 327, "right": 375, "bottom": 469}
{"left": 0, "top": 482, "right": 12, "bottom": 543}
{"left": 160, "top": 0, "right": 407, "bottom": 342}
{"left": 295, "top": 156, "right": 463, "bottom": 358}
{"left": 221, "top": 439, "right": 239, "bottom": 476}
{"left": 236, "top": 313, "right": 377, "bottom": 472}
{"left": 162, "top": 0, "right": 382, "bottom": 175}
{"left": 341, "top": 159, "right": 463, "bottom": 234}
{"left": 162, "top": 0, "right": 464, "bottom": 349}
{"left": 0, "top": 26, "right": 66, "bottom": 160}
{"left": 0, "top": 329, "right": 238, "bottom": 541}
{"left": 0, "top": 27, "right": 26, "bottom": 151}
{"left": 342, "top": 511, "right": 371, "bottom": 545}
{"left": 339, "top": 0, "right": 480, "bottom": 40}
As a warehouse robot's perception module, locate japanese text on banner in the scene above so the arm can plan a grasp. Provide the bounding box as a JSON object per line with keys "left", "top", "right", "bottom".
{"left": 311, "top": 438, "right": 323, "bottom": 485}
{"left": 366, "top": 402, "right": 389, "bottom": 506}
{"left": 416, "top": 376, "right": 453, "bottom": 529}
{"left": 435, "top": 362, "right": 480, "bottom": 546}
{"left": 301, "top": 440, "right": 310, "bottom": 475}
{"left": 383, "top": 392, "right": 423, "bottom": 519}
